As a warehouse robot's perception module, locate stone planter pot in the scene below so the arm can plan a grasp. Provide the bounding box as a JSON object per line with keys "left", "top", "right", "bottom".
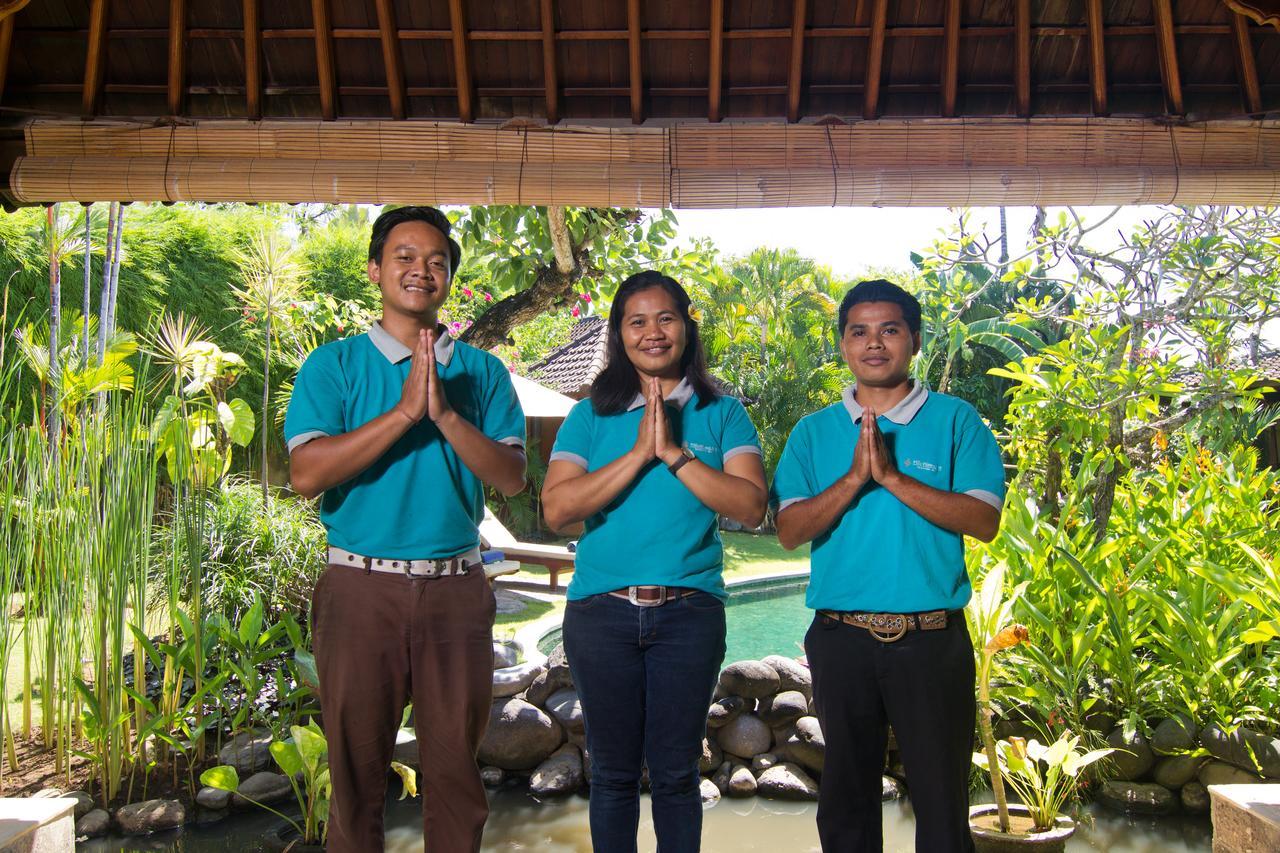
{"left": 969, "top": 804, "right": 1075, "bottom": 853}
{"left": 263, "top": 821, "right": 325, "bottom": 853}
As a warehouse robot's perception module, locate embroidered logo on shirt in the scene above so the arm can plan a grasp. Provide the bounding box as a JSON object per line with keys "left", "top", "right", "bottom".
{"left": 902, "top": 457, "right": 941, "bottom": 473}
{"left": 687, "top": 442, "right": 717, "bottom": 455}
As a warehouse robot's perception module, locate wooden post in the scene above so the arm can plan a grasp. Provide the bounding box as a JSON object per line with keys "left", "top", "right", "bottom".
{"left": 1152, "top": 0, "right": 1183, "bottom": 114}
{"left": 448, "top": 0, "right": 474, "bottom": 122}
{"left": 1085, "top": 0, "right": 1108, "bottom": 115}
{"left": 310, "top": 0, "right": 336, "bottom": 120}
{"left": 374, "top": 0, "right": 406, "bottom": 119}
{"left": 1014, "top": 0, "right": 1031, "bottom": 117}
{"left": 863, "top": 0, "right": 888, "bottom": 120}
{"left": 708, "top": 0, "right": 724, "bottom": 122}
{"left": 243, "top": 0, "right": 261, "bottom": 120}
{"left": 540, "top": 0, "right": 559, "bottom": 123}
{"left": 1230, "top": 13, "right": 1261, "bottom": 115}
{"left": 787, "top": 0, "right": 807, "bottom": 123}
{"left": 167, "top": 0, "right": 187, "bottom": 115}
{"left": 941, "top": 0, "right": 960, "bottom": 117}
{"left": 82, "top": 0, "right": 111, "bottom": 117}
{"left": 627, "top": 0, "right": 642, "bottom": 124}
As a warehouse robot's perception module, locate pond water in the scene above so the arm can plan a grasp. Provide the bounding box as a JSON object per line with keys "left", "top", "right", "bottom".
{"left": 538, "top": 576, "right": 812, "bottom": 663}
{"left": 80, "top": 788, "right": 1213, "bottom": 852}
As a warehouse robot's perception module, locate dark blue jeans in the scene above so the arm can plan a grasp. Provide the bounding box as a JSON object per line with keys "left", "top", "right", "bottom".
{"left": 563, "top": 591, "right": 726, "bottom": 853}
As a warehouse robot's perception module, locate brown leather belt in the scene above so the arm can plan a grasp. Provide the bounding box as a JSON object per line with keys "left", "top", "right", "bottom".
{"left": 820, "top": 609, "right": 955, "bottom": 643}
{"left": 607, "top": 585, "right": 696, "bottom": 607}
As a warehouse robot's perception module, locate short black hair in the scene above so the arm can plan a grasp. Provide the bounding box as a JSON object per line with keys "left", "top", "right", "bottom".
{"left": 837, "top": 279, "right": 922, "bottom": 336}
{"left": 590, "top": 271, "right": 720, "bottom": 415}
{"left": 367, "top": 205, "right": 462, "bottom": 274}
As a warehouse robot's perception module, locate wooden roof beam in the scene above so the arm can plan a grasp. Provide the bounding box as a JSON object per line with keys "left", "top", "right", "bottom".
{"left": 941, "top": 0, "right": 960, "bottom": 117}
{"left": 540, "top": 0, "right": 559, "bottom": 123}
{"left": 708, "top": 0, "right": 724, "bottom": 122}
{"left": 1152, "top": 0, "right": 1183, "bottom": 115}
{"left": 168, "top": 0, "right": 186, "bottom": 115}
{"left": 1014, "top": 0, "right": 1030, "bottom": 117}
{"left": 448, "top": 0, "right": 474, "bottom": 122}
{"left": 82, "top": 0, "right": 111, "bottom": 116}
{"left": 243, "top": 0, "right": 261, "bottom": 119}
{"left": 787, "top": 0, "right": 807, "bottom": 122}
{"left": 1230, "top": 12, "right": 1261, "bottom": 115}
{"left": 863, "top": 0, "right": 888, "bottom": 119}
{"left": 627, "top": 0, "right": 642, "bottom": 123}
{"left": 374, "top": 0, "right": 406, "bottom": 119}
{"left": 1085, "top": 0, "right": 1108, "bottom": 115}
{"left": 0, "top": 15, "right": 14, "bottom": 107}
{"left": 310, "top": 0, "right": 336, "bottom": 119}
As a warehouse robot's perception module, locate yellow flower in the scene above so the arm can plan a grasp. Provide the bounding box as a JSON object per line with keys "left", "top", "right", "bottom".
{"left": 985, "top": 624, "right": 1030, "bottom": 653}
{"left": 688, "top": 307, "right": 703, "bottom": 323}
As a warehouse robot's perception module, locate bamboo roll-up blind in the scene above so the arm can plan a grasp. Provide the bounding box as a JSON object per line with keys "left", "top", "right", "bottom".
{"left": 9, "top": 118, "right": 1280, "bottom": 207}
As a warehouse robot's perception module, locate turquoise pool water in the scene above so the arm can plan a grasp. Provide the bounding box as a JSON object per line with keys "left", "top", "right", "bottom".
{"left": 537, "top": 576, "right": 811, "bottom": 664}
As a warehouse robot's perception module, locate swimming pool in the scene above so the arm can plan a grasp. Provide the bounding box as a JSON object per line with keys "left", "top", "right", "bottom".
{"left": 537, "top": 575, "right": 812, "bottom": 664}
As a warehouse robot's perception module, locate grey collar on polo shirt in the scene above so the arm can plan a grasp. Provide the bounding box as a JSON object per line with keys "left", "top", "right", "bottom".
{"left": 842, "top": 381, "right": 929, "bottom": 426}
{"left": 626, "top": 377, "right": 695, "bottom": 412}
{"left": 367, "top": 321, "right": 456, "bottom": 367}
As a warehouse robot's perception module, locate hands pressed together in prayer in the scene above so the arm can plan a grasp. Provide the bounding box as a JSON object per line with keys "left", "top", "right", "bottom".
{"left": 631, "top": 376, "right": 683, "bottom": 467}
{"left": 849, "top": 407, "right": 900, "bottom": 490}
{"left": 396, "top": 327, "right": 453, "bottom": 426}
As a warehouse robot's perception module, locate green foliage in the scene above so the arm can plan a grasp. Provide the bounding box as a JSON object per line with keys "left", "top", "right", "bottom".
{"left": 973, "top": 734, "right": 1114, "bottom": 831}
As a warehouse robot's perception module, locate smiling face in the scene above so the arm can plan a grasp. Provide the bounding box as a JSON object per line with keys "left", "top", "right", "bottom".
{"left": 620, "top": 286, "right": 688, "bottom": 381}
{"left": 840, "top": 300, "right": 920, "bottom": 389}
{"left": 367, "top": 220, "right": 452, "bottom": 321}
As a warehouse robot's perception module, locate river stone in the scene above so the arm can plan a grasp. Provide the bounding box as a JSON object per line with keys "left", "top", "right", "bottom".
{"left": 718, "top": 714, "right": 773, "bottom": 759}
{"left": 494, "top": 662, "right": 544, "bottom": 699}
{"left": 1200, "top": 723, "right": 1280, "bottom": 778}
{"left": 116, "top": 799, "right": 186, "bottom": 835}
{"left": 757, "top": 691, "right": 809, "bottom": 728}
{"left": 525, "top": 647, "right": 574, "bottom": 707}
{"left": 699, "top": 738, "right": 723, "bottom": 774}
{"left": 752, "top": 752, "right": 779, "bottom": 774}
{"left": 727, "top": 764, "right": 757, "bottom": 798}
{"left": 65, "top": 790, "right": 95, "bottom": 818}
{"left": 194, "top": 806, "right": 228, "bottom": 826}
{"left": 480, "top": 766, "right": 506, "bottom": 787}
{"left": 1152, "top": 754, "right": 1207, "bottom": 789}
{"left": 218, "top": 729, "right": 275, "bottom": 776}
{"left": 700, "top": 778, "right": 722, "bottom": 807}
{"left": 707, "top": 696, "right": 748, "bottom": 729}
{"left": 1106, "top": 726, "right": 1155, "bottom": 781}
{"left": 1097, "top": 781, "right": 1177, "bottom": 816}
{"left": 195, "top": 786, "right": 232, "bottom": 810}
{"left": 529, "top": 744, "right": 583, "bottom": 797}
{"left": 1152, "top": 714, "right": 1198, "bottom": 755}
{"left": 76, "top": 809, "right": 111, "bottom": 839}
{"left": 780, "top": 716, "right": 825, "bottom": 774}
{"left": 882, "top": 776, "right": 905, "bottom": 801}
{"left": 712, "top": 760, "right": 734, "bottom": 793}
{"left": 545, "top": 688, "right": 585, "bottom": 735}
{"left": 718, "top": 661, "right": 781, "bottom": 699}
{"left": 493, "top": 641, "right": 519, "bottom": 669}
{"left": 478, "top": 697, "right": 564, "bottom": 770}
{"left": 1179, "top": 781, "right": 1211, "bottom": 815}
{"left": 762, "top": 655, "right": 813, "bottom": 700}
{"left": 1198, "top": 759, "right": 1263, "bottom": 787}
{"left": 756, "top": 763, "right": 819, "bottom": 801}
{"left": 232, "top": 772, "right": 293, "bottom": 808}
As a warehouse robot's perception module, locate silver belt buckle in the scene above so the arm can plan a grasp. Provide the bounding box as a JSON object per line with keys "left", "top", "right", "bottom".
{"left": 628, "top": 585, "right": 665, "bottom": 607}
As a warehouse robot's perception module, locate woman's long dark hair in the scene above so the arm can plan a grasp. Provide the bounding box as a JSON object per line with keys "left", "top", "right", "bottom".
{"left": 590, "top": 271, "right": 720, "bottom": 415}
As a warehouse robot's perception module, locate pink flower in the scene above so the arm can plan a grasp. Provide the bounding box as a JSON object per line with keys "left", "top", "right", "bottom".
{"left": 462, "top": 287, "right": 473, "bottom": 297}
{"left": 451, "top": 321, "right": 462, "bottom": 330}
{"left": 483, "top": 292, "right": 493, "bottom": 302}
{"left": 581, "top": 293, "right": 592, "bottom": 303}
{"left": 571, "top": 306, "right": 580, "bottom": 318}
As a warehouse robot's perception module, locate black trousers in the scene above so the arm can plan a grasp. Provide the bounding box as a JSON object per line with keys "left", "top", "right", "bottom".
{"left": 805, "top": 612, "right": 976, "bottom": 853}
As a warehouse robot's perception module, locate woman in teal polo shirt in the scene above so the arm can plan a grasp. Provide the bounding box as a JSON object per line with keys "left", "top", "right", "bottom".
{"left": 542, "top": 271, "right": 767, "bottom": 853}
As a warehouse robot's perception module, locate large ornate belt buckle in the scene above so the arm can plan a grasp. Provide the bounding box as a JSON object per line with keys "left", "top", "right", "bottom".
{"left": 628, "top": 586, "right": 665, "bottom": 607}
{"left": 868, "top": 613, "right": 908, "bottom": 643}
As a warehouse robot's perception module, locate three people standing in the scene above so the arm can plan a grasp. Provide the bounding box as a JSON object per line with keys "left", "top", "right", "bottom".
{"left": 287, "top": 204, "right": 1003, "bottom": 852}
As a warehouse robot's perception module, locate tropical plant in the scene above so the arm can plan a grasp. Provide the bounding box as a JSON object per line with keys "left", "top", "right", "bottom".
{"left": 973, "top": 734, "right": 1113, "bottom": 831}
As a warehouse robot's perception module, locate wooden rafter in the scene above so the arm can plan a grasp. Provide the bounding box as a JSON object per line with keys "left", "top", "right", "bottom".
{"left": 708, "top": 0, "right": 724, "bottom": 122}
{"left": 1014, "top": 0, "right": 1031, "bottom": 117}
{"left": 863, "top": 0, "right": 888, "bottom": 120}
{"left": 374, "top": 0, "right": 405, "bottom": 119}
{"left": 168, "top": 0, "right": 186, "bottom": 115}
{"left": 540, "top": 0, "right": 559, "bottom": 123}
{"left": 448, "top": 0, "right": 474, "bottom": 122}
{"left": 787, "top": 0, "right": 807, "bottom": 122}
{"left": 243, "top": 0, "right": 261, "bottom": 120}
{"left": 1229, "top": 12, "right": 1261, "bottom": 115}
{"left": 82, "top": 0, "right": 111, "bottom": 116}
{"left": 1085, "top": 0, "right": 1108, "bottom": 115}
{"left": 1151, "top": 0, "right": 1183, "bottom": 114}
{"left": 310, "top": 0, "right": 336, "bottom": 119}
{"left": 0, "top": 15, "right": 13, "bottom": 106}
{"left": 627, "top": 0, "right": 642, "bottom": 124}
{"left": 941, "top": 0, "right": 960, "bottom": 116}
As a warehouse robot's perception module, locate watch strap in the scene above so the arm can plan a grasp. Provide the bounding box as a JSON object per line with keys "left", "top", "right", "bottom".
{"left": 668, "top": 448, "right": 694, "bottom": 475}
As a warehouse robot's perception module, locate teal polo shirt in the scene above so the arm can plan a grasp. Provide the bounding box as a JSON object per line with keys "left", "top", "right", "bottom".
{"left": 770, "top": 383, "right": 1005, "bottom": 613}
{"left": 283, "top": 322, "right": 525, "bottom": 560}
{"left": 549, "top": 379, "right": 762, "bottom": 601}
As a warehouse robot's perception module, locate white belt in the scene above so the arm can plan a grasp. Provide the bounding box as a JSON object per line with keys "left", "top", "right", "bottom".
{"left": 328, "top": 546, "right": 482, "bottom": 578}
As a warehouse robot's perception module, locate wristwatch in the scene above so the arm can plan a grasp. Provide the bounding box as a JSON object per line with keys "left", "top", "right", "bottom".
{"left": 668, "top": 446, "right": 696, "bottom": 475}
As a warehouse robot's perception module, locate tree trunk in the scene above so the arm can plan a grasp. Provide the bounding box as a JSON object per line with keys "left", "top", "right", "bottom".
{"left": 1042, "top": 426, "right": 1063, "bottom": 521}
{"left": 105, "top": 205, "right": 124, "bottom": 340}
{"left": 461, "top": 206, "right": 582, "bottom": 351}
{"left": 96, "top": 202, "right": 118, "bottom": 362}
{"left": 261, "top": 310, "right": 271, "bottom": 503}
{"left": 47, "top": 204, "right": 61, "bottom": 448}
{"left": 1090, "top": 325, "right": 1132, "bottom": 543}
{"left": 81, "top": 205, "right": 92, "bottom": 371}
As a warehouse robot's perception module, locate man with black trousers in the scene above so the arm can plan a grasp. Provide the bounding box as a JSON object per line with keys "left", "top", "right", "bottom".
{"left": 772, "top": 279, "right": 1005, "bottom": 852}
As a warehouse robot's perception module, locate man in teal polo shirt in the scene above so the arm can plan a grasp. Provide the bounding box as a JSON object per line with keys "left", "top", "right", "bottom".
{"left": 772, "top": 279, "right": 1004, "bottom": 853}
{"left": 284, "top": 206, "right": 525, "bottom": 853}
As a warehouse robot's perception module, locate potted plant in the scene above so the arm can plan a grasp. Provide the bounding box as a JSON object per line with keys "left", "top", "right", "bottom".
{"left": 967, "top": 562, "right": 1111, "bottom": 852}
{"left": 201, "top": 720, "right": 417, "bottom": 851}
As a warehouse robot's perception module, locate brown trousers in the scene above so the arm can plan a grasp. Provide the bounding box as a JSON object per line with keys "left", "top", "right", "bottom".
{"left": 311, "top": 562, "right": 496, "bottom": 853}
